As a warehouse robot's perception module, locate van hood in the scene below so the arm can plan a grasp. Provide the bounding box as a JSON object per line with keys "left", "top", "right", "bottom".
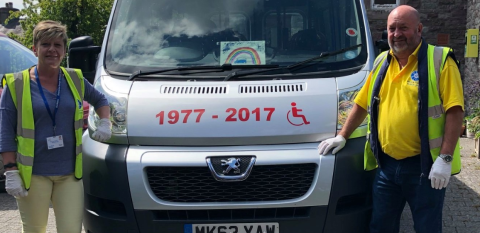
{"left": 126, "top": 78, "right": 340, "bottom": 146}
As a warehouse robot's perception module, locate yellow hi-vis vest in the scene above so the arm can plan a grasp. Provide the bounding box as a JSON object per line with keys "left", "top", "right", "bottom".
{"left": 5, "top": 67, "right": 85, "bottom": 190}
{"left": 364, "top": 45, "right": 461, "bottom": 174}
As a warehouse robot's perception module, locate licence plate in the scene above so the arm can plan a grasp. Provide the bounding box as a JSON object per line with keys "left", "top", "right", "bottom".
{"left": 184, "top": 223, "right": 279, "bottom": 233}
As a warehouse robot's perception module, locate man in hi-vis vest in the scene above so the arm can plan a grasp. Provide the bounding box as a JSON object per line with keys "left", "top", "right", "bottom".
{"left": 317, "top": 5, "right": 464, "bottom": 233}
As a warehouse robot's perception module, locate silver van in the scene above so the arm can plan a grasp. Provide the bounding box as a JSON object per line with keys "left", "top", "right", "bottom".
{"left": 69, "top": 0, "right": 379, "bottom": 232}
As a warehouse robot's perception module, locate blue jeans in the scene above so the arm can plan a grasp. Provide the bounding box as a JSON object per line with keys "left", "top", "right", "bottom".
{"left": 370, "top": 152, "right": 446, "bottom": 233}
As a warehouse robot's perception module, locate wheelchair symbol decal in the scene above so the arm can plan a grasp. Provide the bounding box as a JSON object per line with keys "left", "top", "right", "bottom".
{"left": 287, "top": 102, "right": 310, "bottom": 126}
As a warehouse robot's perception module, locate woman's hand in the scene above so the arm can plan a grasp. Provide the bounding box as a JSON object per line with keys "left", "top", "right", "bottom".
{"left": 92, "top": 118, "right": 112, "bottom": 142}
{"left": 5, "top": 170, "right": 28, "bottom": 198}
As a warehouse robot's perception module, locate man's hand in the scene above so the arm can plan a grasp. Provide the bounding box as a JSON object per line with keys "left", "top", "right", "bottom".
{"left": 92, "top": 118, "right": 112, "bottom": 142}
{"left": 318, "top": 135, "right": 346, "bottom": 155}
{"left": 428, "top": 158, "right": 452, "bottom": 189}
{"left": 5, "top": 170, "right": 28, "bottom": 198}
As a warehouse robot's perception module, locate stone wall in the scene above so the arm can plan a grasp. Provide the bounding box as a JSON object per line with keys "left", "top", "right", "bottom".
{"left": 465, "top": 0, "right": 480, "bottom": 113}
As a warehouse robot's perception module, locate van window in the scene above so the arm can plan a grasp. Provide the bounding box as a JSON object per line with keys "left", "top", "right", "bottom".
{"left": 265, "top": 12, "right": 304, "bottom": 48}
{"left": 210, "top": 13, "right": 249, "bottom": 39}
{"left": 105, "top": 0, "right": 367, "bottom": 76}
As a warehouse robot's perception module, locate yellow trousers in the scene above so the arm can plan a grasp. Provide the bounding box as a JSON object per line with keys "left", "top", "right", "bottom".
{"left": 16, "top": 174, "right": 83, "bottom": 233}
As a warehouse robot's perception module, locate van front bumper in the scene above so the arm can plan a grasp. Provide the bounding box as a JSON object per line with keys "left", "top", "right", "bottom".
{"left": 82, "top": 134, "right": 375, "bottom": 233}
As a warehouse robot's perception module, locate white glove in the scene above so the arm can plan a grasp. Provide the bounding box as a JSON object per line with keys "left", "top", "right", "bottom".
{"left": 92, "top": 118, "right": 112, "bottom": 142}
{"left": 318, "top": 135, "right": 346, "bottom": 155}
{"left": 428, "top": 158, "right": 452, "bottom": 189}
{"left": 5, "top": 170, "right": 28, "bottom": 198}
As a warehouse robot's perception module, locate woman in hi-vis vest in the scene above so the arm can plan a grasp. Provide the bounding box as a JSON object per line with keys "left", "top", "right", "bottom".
{"left": 0, "top": 20, "right": 111, "bottom": 233}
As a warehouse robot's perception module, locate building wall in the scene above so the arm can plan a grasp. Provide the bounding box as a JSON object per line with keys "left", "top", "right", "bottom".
{"left": 0, "top": 2, "right": 21, "bottom": 37}
{"left": 465, "top": 0, "right": 480, "bottom": 112}
{"left": 0, "top": 2, "right": 19, "bottom": 28}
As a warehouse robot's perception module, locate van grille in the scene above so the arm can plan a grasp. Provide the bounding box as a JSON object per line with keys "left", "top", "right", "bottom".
{"left": 161, "top": 86, "right": 227, "bottom": 94}
{"left": 239, "top": 83, "right": 305, "bottom": 94}
{"left": 146, "top": 164, "right": 316, "bottom": 202}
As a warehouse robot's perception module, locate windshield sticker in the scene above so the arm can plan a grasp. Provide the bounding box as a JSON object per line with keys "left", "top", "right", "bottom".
{"left": 220, "top": 41, "right": 266, "bottom": 65}
{"left": 346, "top": 28, "right": 358, "bottom": 37}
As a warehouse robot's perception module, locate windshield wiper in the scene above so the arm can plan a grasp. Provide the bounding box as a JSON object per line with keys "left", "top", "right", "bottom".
{"left": 223, "top": 44, "right": 362, "bottom": 81}
{"left": 128, "top": 64, "right": 279, "bottom": 81}
{"left": 286, "top": 43, "right": 362, "bottom": 70}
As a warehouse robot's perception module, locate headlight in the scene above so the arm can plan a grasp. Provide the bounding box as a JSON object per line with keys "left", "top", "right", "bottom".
{"left": 88, "top": 76, "right": 128, "bottom": 134}
{"left": 337, "top": 87, "right": 367, "bottom": 130}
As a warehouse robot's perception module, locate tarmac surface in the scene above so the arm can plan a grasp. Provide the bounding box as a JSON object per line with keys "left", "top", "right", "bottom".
{"left": 0, "top": 137, "right": 479, "bottom": 233}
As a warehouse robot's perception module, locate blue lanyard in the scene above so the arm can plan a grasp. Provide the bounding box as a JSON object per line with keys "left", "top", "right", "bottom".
{"left": 35, "top": 67, "right": 62, "bottom": 135}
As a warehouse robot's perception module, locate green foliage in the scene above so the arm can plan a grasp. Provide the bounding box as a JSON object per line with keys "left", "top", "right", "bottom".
{"left": 466, "top": 104, "right": 480, "bottom": 139}
{"left": 5, "top": 0, "right": 114, "bottom": 49}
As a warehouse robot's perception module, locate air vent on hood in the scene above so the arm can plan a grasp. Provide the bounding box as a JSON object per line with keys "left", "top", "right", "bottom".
{"left": 161, "top": 85, "right": 227, "bottom": 94}
{"left": 239, "top": 83, "right": 306, "bottom": 94}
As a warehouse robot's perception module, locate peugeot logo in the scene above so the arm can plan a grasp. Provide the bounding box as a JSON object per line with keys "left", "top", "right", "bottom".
{"left": 221, "top": 158, "right": 241, "bottom": 174}
{"left": 206, "top": 156, "right": 256, "bottom": 182}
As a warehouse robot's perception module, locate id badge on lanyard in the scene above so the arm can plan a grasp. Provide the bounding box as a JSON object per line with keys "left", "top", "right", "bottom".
{"left": 35, "top": 67, "right": 64, "bottom": 149}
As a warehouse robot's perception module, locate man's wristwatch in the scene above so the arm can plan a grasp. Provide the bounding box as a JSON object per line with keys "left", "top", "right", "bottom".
{"left": 3, "top": 162, "right": 17, "bottom": 169}
{"left": 438, "top": 154, "right": 453, "bottom": 163}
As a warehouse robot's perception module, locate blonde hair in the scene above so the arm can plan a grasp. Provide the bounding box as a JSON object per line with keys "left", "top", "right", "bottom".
{"left": 33, "top": 20, "right": 68, "bottom": 48}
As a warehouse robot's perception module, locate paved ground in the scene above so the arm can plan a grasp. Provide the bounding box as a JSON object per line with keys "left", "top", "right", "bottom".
{"left": 1, "top": 138, "right": 479, "bottom": 232}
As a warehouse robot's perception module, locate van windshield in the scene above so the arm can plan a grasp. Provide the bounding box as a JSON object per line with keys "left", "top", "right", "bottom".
{"left": 105, "top": 0, "right": 367, "bottom": 76}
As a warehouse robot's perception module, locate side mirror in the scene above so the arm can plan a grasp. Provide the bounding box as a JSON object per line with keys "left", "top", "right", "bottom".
{"left": 68, "top": 36, "right": 101, "bottom": 84}
{"left": 375, "top": 30, "right": 389, "bottom": 54}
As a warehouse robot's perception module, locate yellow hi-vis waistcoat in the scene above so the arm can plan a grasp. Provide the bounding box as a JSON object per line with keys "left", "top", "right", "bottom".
{"left": 364, "top": 45, "right": 461, "bottom": 174}
{"left": 5, "top": 67, "right": 85, "bottom": 189}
